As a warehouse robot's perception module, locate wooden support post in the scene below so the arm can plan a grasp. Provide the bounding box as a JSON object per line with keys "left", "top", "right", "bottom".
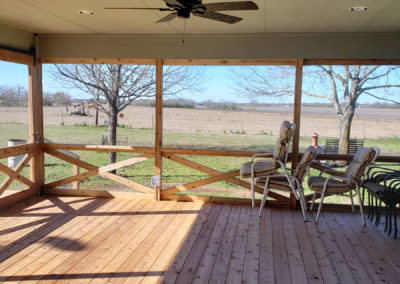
{"left": 28, "top": 57, "right": 44, "bottom": 193}
{"left": 291, "top": 58, "right": 304, "bottom": 208}
{"left": 154, "top": 59, "right": 163, "bottom": 201}
{"left": 72, "top": 164, "right": 79, "bottom": 190}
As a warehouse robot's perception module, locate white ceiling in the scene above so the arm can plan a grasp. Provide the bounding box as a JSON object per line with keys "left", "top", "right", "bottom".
{"left": 0, "top": 0, "right": 399, "bottom": 35}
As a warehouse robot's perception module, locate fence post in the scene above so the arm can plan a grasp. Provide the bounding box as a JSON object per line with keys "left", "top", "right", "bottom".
{"left": 72, "top": 164, "right": 79, "bottom": 190}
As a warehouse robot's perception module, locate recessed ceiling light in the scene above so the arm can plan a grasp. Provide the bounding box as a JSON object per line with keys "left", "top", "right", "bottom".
{"left": 78, "top": 10, "right": 95, "bottom": 15}
{"left": 349, "top": 6, "right": 368, "bottom": 12}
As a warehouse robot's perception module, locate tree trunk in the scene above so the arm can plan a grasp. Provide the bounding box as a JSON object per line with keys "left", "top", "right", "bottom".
{"left": 95, "top": 93, "right": 99, "bottom": 126}
{"left": 108, "top": 105, "right": 118, "bottom": 168}
{"left": 338, "top": 106, "right": 355, "bottom": 155}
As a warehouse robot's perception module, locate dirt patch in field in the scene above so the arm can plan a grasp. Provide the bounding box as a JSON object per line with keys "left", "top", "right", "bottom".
{"left": 0, "top": 105, "right": 398, "bottom": 139}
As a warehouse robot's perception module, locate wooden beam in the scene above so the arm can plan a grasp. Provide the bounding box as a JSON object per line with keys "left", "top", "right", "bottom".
{"left": 0, "top": 162, "right": 35, "bottom": 188}
{"left": 41, "top": 145, "right": 400, "bottom": 163}
{"left": 0, "top": 143, "right": 38, "bottom": 159}
{"left": 0, "top": 48, "right": 33, "bottom": 65}
{"left": 28, "top": 59, "right": 44, "bottom": 192}
{"left": 160, "top": 193, "right": 290, "bottom": 207}
{"left": 162, "top": 170, "right": 240, "bottom": 196}
{"left": 291, "top": 58, "right": 304, "bottom": 208}
{"left": 39, "top": 57, "right": 156, "bottom": 65}
{"left": 72, "top": 165, "right": 79, "bottom": 190}
{"left": 0, "top": 153, "right": 33, "bottom": 195}
{"left": 304, "top": 59, "right": 400, "bottom": 66}
{"left": 163, "top": 153, "right": 288, "bottom": 202}
{"left": 155, "top": 58, "right": 163, "bottom": 201}
{"left": 42, "top": 143, "right": 155, "bottom": 154}
{"left": 161, "top": 148, "right": 273, "bottom": 157}
{"left": 163, "top": 59, "right": 297, "bottom": 66}
{"left": 292, "top": 58, "right": 303, "bottom": 169}
{"left": 44, "top": 157, "right": 144, "bottom": 189}
{"left": 43, "top": 188, "right": 153, "bottom": 199}
{"left": 44, "top": 151, "right": 153, "bottom": 193}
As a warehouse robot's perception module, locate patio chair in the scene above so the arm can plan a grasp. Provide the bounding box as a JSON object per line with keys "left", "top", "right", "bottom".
{"left": 256, "top": 146, "right": 322, "bottom": 220}
{"left": 240, "top": 121, "right": 296, "bottom": 207}
{"left": 308, "top": 146, "right": 380, "bottom": 226}
{"left": 363, "top": 166, "right": 400, "bottom": 238}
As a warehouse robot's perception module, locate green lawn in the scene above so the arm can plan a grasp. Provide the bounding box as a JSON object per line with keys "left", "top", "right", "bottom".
{"left": 1, "top": 122, "right": 399, "bottom": 204}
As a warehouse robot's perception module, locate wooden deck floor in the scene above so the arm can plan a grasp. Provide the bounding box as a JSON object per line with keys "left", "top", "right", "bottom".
{"left": 0, "top": 196, "right": 399, "bottom": 283}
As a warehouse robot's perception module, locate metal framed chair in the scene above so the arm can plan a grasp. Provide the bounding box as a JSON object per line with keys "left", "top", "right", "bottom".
{"left": 256, "top": 146, "right": 322, "bottom": 220}
{"left": 308, "top": 146, "right": 380, "bottom": 226}
{"left": 240, "top": 121, "right": 296, "bottom": 207}
{"left": 363, "top": 166, "right": 400, "bottom": 238}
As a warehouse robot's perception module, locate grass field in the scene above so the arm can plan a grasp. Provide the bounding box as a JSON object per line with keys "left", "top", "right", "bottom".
{"left": 1, "top": 105, "right": 399, "bottom": 204}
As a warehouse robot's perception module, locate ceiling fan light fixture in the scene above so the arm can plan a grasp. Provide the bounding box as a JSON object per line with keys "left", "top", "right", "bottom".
{"left": 78, "top": 10, "right": 95, "bottom": 15}
{"left": 349, "top": 6, "right": 368, "bottom": 12}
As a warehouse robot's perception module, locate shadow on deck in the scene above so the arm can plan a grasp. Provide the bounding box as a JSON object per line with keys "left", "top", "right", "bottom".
{"left": 0, "top": 196, "right": 399, "bottom": 283}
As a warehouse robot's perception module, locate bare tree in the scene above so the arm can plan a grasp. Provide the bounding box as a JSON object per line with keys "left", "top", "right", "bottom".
{"left": 52, "top": 64, "right": 202, "bottom": 165}
{"left": 0, "top": 85, "right": 28, "bottom": 107}
{"left": 232, "top": 65, "right": 400, "bottom": 154}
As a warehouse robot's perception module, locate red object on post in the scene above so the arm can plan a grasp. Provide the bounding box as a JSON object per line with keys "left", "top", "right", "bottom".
{"left": 312, "top": 132, "right": 319, "bottom": 149}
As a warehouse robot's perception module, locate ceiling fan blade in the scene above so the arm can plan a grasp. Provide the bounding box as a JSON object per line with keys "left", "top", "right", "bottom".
{"left": 201, "top": 1, "right": 258, "bottom": 12}
{"left": 194, "top": 11, "right": 242, "bottom": 24}
{"left": 156, "top": 12, "right": 178, "bottom": 23}
{"left": 105, "top": 7, "right": 173, "bottom": 11}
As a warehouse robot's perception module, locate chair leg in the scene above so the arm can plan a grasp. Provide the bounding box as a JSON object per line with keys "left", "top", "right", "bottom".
{"left": 376, "top": 199, "right": 382, "bottom": 226}
{"left": 315, "top": 191, "right": 326, "bottom": 223}
{"left": 388, "top": 205, "right": 393, "bottom": 236}
{"left": 385, "top": 204, "right": 389, "bottom": 233}
{"left": 259, "top": 184, "right": 270, "bottom": 217}
{"left": 350, "top": 191, "right": 355, "bottom": 212}
{"left": 251, "top": 176, "right": 255, "bottom": 208}
{"left": 394, "top": 205, "right": 398, "bottom": 240}
{"left": 356, "top": 187, "right": 366, "bottom": 226}
{"left": 310, "top": 192, "right": 317, "bottom": 211}
{"left": 367, "top": 193, "right": 371, "bottom": 220}
{"left": 299, "top": 191, "right": 307, "bottom": 221}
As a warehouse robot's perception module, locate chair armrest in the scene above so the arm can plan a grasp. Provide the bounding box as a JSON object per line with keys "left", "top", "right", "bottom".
{"left": 310, "top": 162, "right": 346, "bottom": 177}
{"left": 251, "top": 152, "right": 273, "bottom": 162}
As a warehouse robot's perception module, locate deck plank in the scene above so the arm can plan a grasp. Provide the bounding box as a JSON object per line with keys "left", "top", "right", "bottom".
{"left": 304, "top": 216, "right": 340, "bottom": 284}
{"left": 90, "top": 201, "right": 178, "bottom": 284}
{"left": 333, "top": 212, "right": 390, "bottom": 283}
{"left": 344, "top": 211, "right": 400, "bottom": 274}
{"left": 160, "top": 203, "right": 212, "bottom": 284}
{"left": 226, "top": 205, "right": 251, "bottom": 284}
{"left": 24, "top": 198, "right": 135, "bottom": 283}
{"left": 192, "top": 204, "right": 231, "bottom": 284}
{"left": 283, "top": 209, "right": 308, "bottom": 284}
{"left": 312, "top": 212, "right": 357, "bottom": 284}
{"left": 324, "top": 213, "right": 372, "bottom": 284}
{"left": 1, "top": 197, "right": 400, "bottom": 284}
{"left": 271, "top": 209, "right": 291, "bottom": 284}
{"left": 124, "top": 202, "right": 196, "bottom": 284}
{"left": 174, "top": 203, "right": 223, "bottom": 284}
{"left": 0, "top": 197, "right": 110, "bottom": 274}
{"left": 54, "top": 199, "right": 152, "bottom": 283}
{"left": 258, "top": 206, "right": 275, "bottom": 284}
{"left": 208, "top": 204, "right": 241, "bottom": 284}
{"left": 141, "top": 201, "right": 204, "bottom": 284}
{"left": 242, "top": 207, "right": 261, "bottom": 284}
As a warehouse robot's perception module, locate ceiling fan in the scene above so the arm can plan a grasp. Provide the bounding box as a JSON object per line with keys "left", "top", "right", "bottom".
{"left": 105, "top": 0, "right": 259, "bottom": 24}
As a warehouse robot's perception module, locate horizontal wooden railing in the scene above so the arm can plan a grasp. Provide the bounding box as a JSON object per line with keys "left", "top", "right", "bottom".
{"left": 0, "top": 143, "right": 38, "bottom": 198}
{"left": 1, "top": 143, "right": 400, "bottom": 207}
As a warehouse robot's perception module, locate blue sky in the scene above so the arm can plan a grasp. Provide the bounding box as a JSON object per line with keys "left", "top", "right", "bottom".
{"left": 0, "top": 61, "right": 396, "bottom": 104}
{"left": 0, "top": 61, "right": 255, "bottom": 103}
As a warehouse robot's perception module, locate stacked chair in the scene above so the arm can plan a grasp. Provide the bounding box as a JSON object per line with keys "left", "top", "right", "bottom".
{"left": 364, "top": 166, "right": 400, "bottom": 239}
{"left": 256, "top": 146, "right": 322, "bottom": 220}
{"left": 308, "top": 147, "right": 380, "bottom": 226}
{"left": 240, "top": 121, "right": 296, "bottom": 208}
